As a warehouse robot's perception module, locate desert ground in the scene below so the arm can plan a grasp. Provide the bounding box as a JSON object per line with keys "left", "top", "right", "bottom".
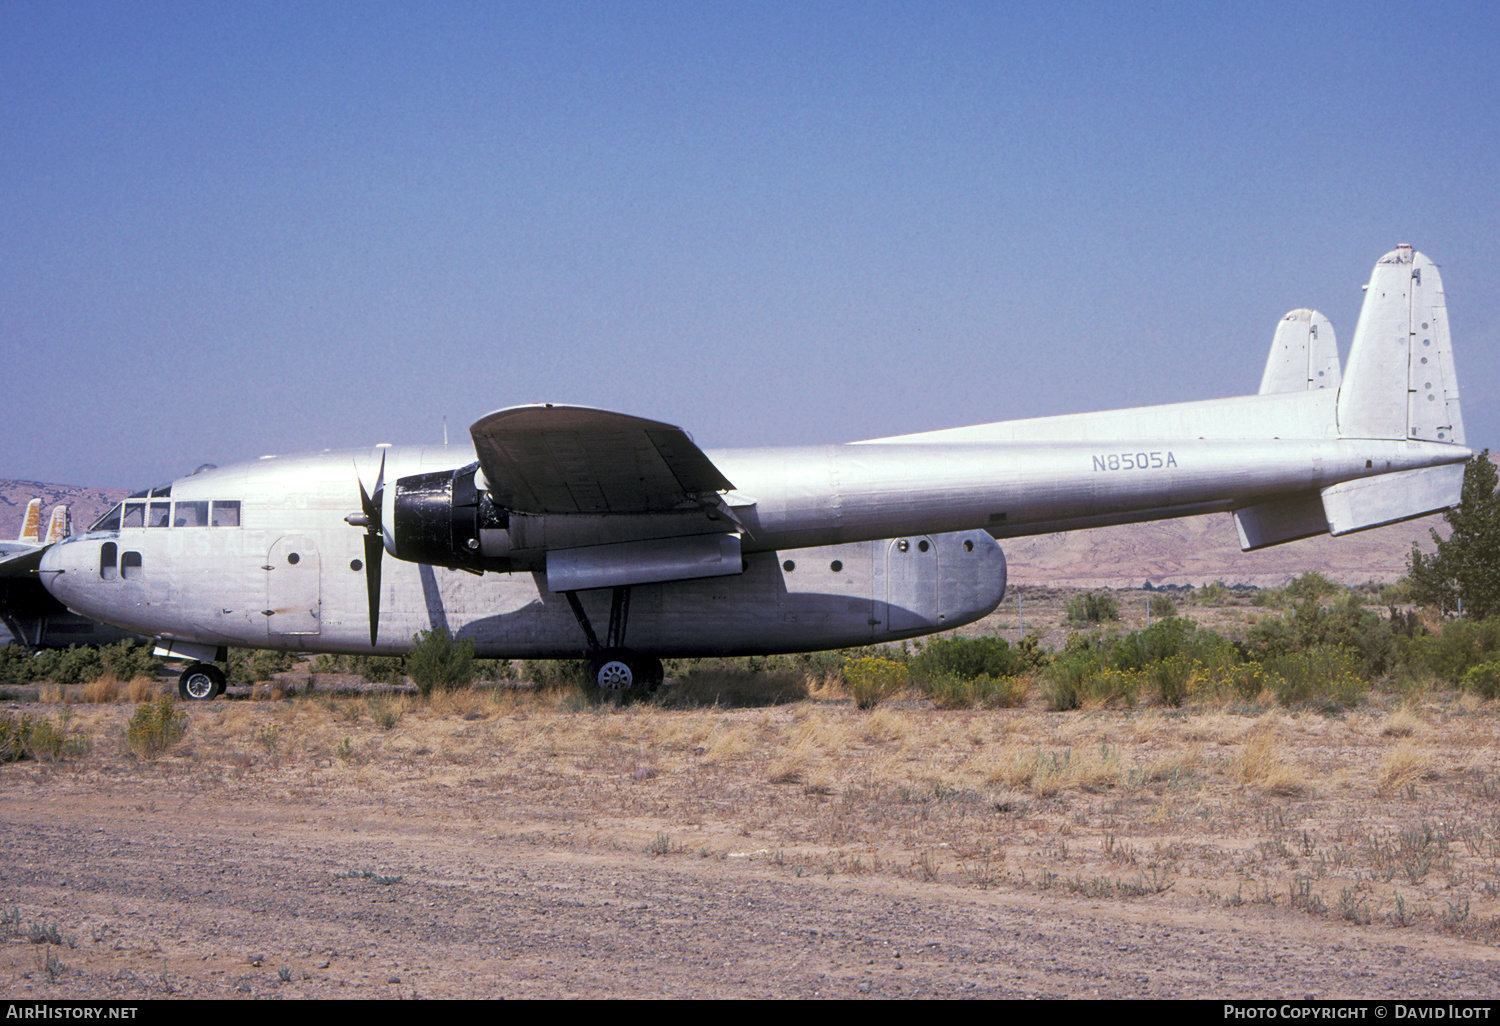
{"left": 3, "top": 588, "right": 1499, "bottom": 1000}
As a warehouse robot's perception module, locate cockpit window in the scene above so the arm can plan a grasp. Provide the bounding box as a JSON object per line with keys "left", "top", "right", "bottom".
{"left": 94, "top": 495, "right": 241, "bottom": 530}
{"left": 90, "top": 504, "right": 123, "bottom": 533}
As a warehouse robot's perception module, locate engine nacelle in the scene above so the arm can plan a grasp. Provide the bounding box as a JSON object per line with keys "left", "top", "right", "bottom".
{"left": 389, "top": 462, "right": 514, "bottom": 572}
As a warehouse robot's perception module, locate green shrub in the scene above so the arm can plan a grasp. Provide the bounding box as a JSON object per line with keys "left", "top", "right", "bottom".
{"left": 909, "top": 636, "right": 1023, "bottom": 685}
{"left": 1405, "top": 617, "right": 1500, "bottom": 684}
{"left": 1066, "top": 592, "right": 1119, "bottom": 623}
{"left": 1194, "top": 581, "right": 1229, "bottom": 606}
{"left": 1284, "top": 572, "right": 1343, "bottom": 604}
{"left": 406, "top": 628, "right": 475, "bottom": 698}
{"left": 350, "top": 654, "right": 406, "bottom": 684}
{"left": 26, "top": 646, "right": 106, "bottom": 685}
{"left": 0, "top": 713, "right": 65, "bottom": 762}
{"left": 926, "top": 671, "right": 1029, "bottom": 709}
{"left": 1246, "top": 595, "right": 1396, "bottom": 679}
{"left": 99, "top": 641, "right": 160, "bottom": 681}
{"left": 125, "top": 697, "right": 187, "bottom": 759}
{"left": 1148, "top": 654, "right": 1195, "bottom": 707}
{"left": 845, "top": 657, "right": 909, "bottom": 709}
{"left": 1261, "top": 647, "right": 1367, "bottom": 708}
{"left": 1460, "top": 661, "right": 1500, "bottom": 700}
{"left": 518, "top": 659, "right": 589, "bottom": 690}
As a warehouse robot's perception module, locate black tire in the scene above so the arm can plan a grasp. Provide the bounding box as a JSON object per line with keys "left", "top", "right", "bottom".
{"left": 178, "top": 663, "right": 225, "bottom": 701}
{"left": 638, "top": 655, "right": 665, "bottom": 691}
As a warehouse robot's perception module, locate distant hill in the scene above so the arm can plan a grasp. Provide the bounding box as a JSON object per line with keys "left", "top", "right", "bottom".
{"left": 1000, "top": 512, "right": 1441, "bottom": 589}
{"left": 0, "top": 480, "right": 126, "bottom": 540}
{"left": 0, "top": 476, "right": 1446, "bottom": 591}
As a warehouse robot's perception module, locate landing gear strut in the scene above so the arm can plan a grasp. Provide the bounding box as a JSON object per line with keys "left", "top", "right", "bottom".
{"left": 178, "top": 662, "right": 226, "bottom": 700}
{"left": 565, "top": 587, "right": 663, "bottom": 693}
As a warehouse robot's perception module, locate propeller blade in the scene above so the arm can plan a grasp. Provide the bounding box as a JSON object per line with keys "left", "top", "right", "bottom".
{"left": 363, "top": 533, "right": 383, "bottom": 646}
{"left": 353, "top": 450, "right": 388, "bottom": 646}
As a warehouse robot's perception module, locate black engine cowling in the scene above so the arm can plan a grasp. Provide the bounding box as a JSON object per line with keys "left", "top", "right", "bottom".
{"left": 390, "top": 462, "right": 513, "bottom": 572}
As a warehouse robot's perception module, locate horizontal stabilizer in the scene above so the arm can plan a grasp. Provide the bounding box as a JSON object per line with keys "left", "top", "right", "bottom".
{"left": 1321, "top": 463, "right": 1464, "bottom": 536}
{"left": 1234, "top": 493, "right": 1329, "bottom": 551}
{"left": 1260, "top": 309, "right": 1339, "bottom": 395}
{"left": 546, "top": 533, "right": 743, "bottom": 592}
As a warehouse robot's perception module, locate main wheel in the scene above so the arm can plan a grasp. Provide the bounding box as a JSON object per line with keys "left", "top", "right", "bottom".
{"left": 178, "top": 663, "right": 225, "bottom": 701}
{"left": 591, "top": 651, "right": 637, "bottom": 691}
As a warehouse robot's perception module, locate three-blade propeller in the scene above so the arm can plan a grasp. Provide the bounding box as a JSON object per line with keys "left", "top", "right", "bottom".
{"left": 346, "top": 452, "right": 385, "bottom": 646}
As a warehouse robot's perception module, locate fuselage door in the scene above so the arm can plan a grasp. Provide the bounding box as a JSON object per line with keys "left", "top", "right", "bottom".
{"left": 884, "top": 536, "right": 939, "bottom": 632}
{"left": 266, "top": 536, "right": 321, "bottom": 636}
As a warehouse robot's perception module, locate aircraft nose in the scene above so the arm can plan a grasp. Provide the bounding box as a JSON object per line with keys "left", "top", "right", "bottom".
{"left": 38, "top": 539, "right": 92, "bottom": 608}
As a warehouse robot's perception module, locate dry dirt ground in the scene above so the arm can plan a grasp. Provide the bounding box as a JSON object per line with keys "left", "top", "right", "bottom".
{"left": 3, "top": 592, "right": 1499, "bottom": 1000}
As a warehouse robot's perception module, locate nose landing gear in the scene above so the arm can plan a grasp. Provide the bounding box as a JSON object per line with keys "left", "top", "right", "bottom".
{"left": 178, "top": 662, "right": 226, "bottom": 700}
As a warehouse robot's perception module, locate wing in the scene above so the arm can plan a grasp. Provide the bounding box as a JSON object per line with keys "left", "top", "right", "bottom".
{"left": 0, "top": 545, "right": 44, "bottom": 577}
{"left": 469, "top": 405, "right": 735, "bottom": 515}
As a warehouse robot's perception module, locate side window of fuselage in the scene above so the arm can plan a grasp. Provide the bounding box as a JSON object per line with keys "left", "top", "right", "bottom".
{"left": 210, "top": 501, "right": 240, "bottom": 527}
{"left": 99, "top": 542, "right": 117, "bottom": 581}
{"left": 121, "top": 551, "right": 143, "bottom": 580}
{"left": 174, "top": 501, "right": 208, "bottom": 527}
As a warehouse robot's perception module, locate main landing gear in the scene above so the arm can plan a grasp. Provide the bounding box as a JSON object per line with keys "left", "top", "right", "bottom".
{"left": 178, "top": 662, "right": 226, "bottom": 700}
{"left": 565, "top": 586, "right": 664, "bottom": 693}
{"left": 589, "top": 650, "right": 665, "bottom": 692}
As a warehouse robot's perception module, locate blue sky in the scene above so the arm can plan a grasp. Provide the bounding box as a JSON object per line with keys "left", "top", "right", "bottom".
{"left": 4, "top": 1, "right": 1497, "bottom": 488}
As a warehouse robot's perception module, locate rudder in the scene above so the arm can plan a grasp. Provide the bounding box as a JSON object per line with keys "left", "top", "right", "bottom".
{"left": 1337, "top": 245, "right": 1464, "bottom": 444}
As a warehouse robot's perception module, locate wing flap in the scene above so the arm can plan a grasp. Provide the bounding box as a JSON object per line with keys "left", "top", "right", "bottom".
{"left": 470, "top": 405, "right": 735, "bottom": 515}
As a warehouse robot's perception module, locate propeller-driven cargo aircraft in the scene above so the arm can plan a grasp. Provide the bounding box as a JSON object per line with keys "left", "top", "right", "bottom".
{"left": 33, "top": 246, "right": 1471, "bottom": 698}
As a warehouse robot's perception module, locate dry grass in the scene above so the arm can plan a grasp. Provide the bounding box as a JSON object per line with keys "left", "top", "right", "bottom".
{"left": 9, "top": 583, "right": 1500, "bottom": 949}
{"left": 1377, "top": 741, "right": 1434, "bottom": 794}
{"left": 1234, "top": 723, "right": 1312, "bottom": 796}
{"left": 1380, "top": 709, "right": 1425, "bottom": 738}
{"left": 81, "top": 675, "right": 119, "bottom": 703}
{"left": 11, "top": 683, "right": 1500, "bottom": 946}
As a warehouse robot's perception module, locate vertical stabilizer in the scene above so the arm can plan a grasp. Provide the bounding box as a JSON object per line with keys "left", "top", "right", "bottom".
{"left": 1338, "top": 245, "right": 1463, "bottom": 443}
{"left": 18, "top": 499, "right": 41, "bottom": 543}
{"left": 1259, "top": 308, "right": 1340, "bottom": 394}
{"left": 45, "top": 506, "right": 70, "bottom": 545}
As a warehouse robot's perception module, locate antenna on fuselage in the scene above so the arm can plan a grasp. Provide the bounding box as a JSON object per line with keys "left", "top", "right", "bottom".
{"left": 443, "top": 416, "right": 449, "bottom": 445}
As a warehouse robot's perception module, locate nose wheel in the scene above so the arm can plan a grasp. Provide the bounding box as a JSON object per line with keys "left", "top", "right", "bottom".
{"left": 178, "top": 663, "right": 226, "bottom": 700}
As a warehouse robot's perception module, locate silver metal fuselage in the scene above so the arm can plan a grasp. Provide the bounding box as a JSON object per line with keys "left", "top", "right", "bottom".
{"left": 37, "top": 386, "right": 1468, "bottom": 660}
{"left": 36, "top": 245, "right": 1473, "bottom": 663}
